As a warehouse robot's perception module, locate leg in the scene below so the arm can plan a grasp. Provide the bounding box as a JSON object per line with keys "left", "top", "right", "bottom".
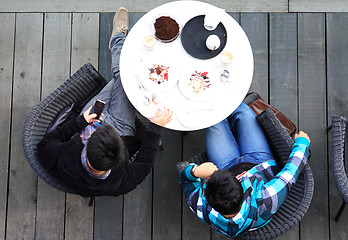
{"left": 81, "top": 9, "right": 135, "bottom": 136}
{"left": 206, "top": 119, "right": 241, "bottom": 170}
{"left": 229, "top": 102, "right": 273, "bottom": 164}
{"left": 104, "top": 32, "right": 135, "bottom": 136}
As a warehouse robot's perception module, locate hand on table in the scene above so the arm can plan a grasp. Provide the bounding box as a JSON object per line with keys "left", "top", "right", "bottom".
{"left": 151, "top": 107, "right": 173, "bottom": 127}
{"left": 83, "top": 105, "right": 104, "bottom": 124}
{"left": 295, "top": 131, "right": 310, "bottom": 143}
{"left": 192, "top": 162, "right": 218, "bottom": 179}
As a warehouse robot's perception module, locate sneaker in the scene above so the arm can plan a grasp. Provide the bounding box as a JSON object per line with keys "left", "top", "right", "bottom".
{"left": 109, "top": 7, "right": 129, "bottom": 48}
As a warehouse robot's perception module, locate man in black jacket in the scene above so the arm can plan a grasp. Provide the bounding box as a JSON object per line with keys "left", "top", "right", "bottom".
{"left": 37, "top": 8, "right": 173, "bottom": 197}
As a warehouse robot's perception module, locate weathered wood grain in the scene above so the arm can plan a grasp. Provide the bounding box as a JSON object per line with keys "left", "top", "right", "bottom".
{"left": 0, "top": 0, "right": 288, "bottom": 13}
{"left": 269, "top": 13, "right": 298, "bottom": 123}
{"left": 98, "top": 12, "right": 114, "bottom": 82}
{"left": 290, "top": 0, "right": 348, "bottom": 12}
{"left": 65, "top": 13, "right": 99, "bottom": 240}
{"left": 123, "top": 13, "right": 154, "bottom": 240}
{"left": 241, "top": 13, "right": 269, "bottom": 98}
{"left": 6, "top": 13, "right": 43, "bottom": 240}
{"left": 35, "top": 13, "right": 72, "bottom": 240}
{"left": 93, "top": 12, "right": 124, "bottom": 240}
{"left": 153, "top": 130, "right": 182, "bottom": 240}
{"left": 269, "top": 13, "right": 299, "bottom": 240}
{"left": 123, "top": 175, "right": 152, "bottom": 240}
{"left": 297, "top": 12, "right": 329, "bottom": 240}
{"left": 71, "top": 13, "right": 99, "bottom": 73}
{"left": 0, "top": 13, "right": 15, "bottom": 240}
{"left": 327, "top": 13, "right": 348, "bottom": 240}
{"left": 94, "top": 196, "right": 123, "bottom": 240}
{"left": 182, "top": 130, "right": 211, "bottom": 240}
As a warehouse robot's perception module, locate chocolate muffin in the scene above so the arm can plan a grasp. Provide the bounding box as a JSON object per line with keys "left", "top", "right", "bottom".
{"left": 154, "top": 16, "right": 180, "bottom": 43}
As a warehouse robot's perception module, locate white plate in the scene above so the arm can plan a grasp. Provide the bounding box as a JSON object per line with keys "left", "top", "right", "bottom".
{"left": 179, "top": 65, "right": 219, "bottom": 102}
{"left": 138, "top": 57, "right": 179, "bottom": 93}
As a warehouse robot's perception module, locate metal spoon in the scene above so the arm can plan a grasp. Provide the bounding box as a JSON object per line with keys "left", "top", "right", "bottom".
{"left": 220, "top": 69, "right": 230, "bottom": 83}
{"left": 138, "top": 83, "right": 157, "bottom": 105}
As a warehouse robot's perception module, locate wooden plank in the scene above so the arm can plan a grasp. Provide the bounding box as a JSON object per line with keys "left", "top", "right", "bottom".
{"left": 98, "top": 12, "right": 114, "bottom": 82}
{"left": 0, "top": 0, "right": 288, "bottom": 13}
{"left": 290, "top": 0, "right": 348, "bottom": 12}
{"left": 182, "top": 130, "right": 211, "bottom": 240}
{"left": 327, "top": 13, "right": 348, "bottom": 239}
{"left": 269, "top": 13, "right": 298, "bottom": 123}
{"left": 153, "top": 130, "right": 182, "bottom": 240}
{"left": 241, "top": 13, "right": 269, "bottom": 98}
{"left": 0, "top": 13, "right": 15, "bottom": 240}
{"left": 121, "top": 13, "right": 154, "bottom": 240}
{"left": 211, "top": 13, "right": 242, "bottom": 240}
{"left": 123, "top": 175, "right": 152, "bottom": 239}
{"left": 71, "top": 13, "right": 99, "bottom": 73}
{"left": 297, "top": 13, "right": 329, "bottom": 240}
{"left": 65, "top": 13, "right": 99, "bottom": 240}
{"left": 269, "top": 13, "right": 299, "bottom": 240}
{"left": 35, "top": 13, "right": 72, "bottom": 240}
{"left": 94, "top": 12, "right": 123, "bottom": 240}
{"left": 6, "top": 13, "right": 43, "bottom": 240}
{"left": 94, "top": 196, "right": 123, "bottom": 240}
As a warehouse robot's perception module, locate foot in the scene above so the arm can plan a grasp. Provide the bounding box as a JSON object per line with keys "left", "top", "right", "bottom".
{"left": 109, "top": 7, "right": 129, "bottom": 48}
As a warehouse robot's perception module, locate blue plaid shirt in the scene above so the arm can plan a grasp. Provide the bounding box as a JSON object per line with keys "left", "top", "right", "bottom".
{"left": 178, "top": 137, "right": 310, "bottom": 238}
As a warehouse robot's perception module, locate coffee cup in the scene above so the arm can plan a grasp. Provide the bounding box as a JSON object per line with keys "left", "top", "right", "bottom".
{"left": 204, "top": 14, "right": 220, "bottom": 31}
{"left": 220, "top": 51, "right": 233, "bottom": 65}
{"left": 206, "top": 35, "right": 221, "bottom": 51}
{"left": 143, "top": 35, "right": 156, "bottom": 49}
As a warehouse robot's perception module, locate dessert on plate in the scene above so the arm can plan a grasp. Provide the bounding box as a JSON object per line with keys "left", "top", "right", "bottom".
{"left": 154, "top": 16, "right": 180, "bottom": 43}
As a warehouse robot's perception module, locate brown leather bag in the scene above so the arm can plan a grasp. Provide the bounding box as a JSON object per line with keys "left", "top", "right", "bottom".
{"left": 245, "top": 92, "right": 297, "bottom": 137}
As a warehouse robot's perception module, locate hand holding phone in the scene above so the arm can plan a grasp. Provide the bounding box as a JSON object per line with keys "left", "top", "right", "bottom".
{"left": 90, "top": 99, "right": 106, "bottom": 119}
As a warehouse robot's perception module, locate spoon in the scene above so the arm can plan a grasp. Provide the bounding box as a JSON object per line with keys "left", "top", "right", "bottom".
{"left": 138, "top": 83, "right": 157, "bottom": 105}
{"left": 220, "top": 69, "right": 230, "bottom": 83}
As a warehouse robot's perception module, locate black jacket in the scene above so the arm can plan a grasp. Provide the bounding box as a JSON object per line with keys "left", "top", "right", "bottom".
{"left": 37, "top": 115, "right": 162, "bottom": 197}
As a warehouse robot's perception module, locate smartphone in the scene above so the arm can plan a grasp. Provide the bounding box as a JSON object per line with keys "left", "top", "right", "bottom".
{"left": 90, "top": 99, "right": 106, "bottom": 119}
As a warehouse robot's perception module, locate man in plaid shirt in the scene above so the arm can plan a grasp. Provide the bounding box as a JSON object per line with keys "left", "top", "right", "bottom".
{"left": 178, "top": 103, "right": 311, "bottom": 238}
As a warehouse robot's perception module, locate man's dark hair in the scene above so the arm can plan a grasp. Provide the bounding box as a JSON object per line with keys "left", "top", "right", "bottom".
{"left": 87, "top": 124, "right": 126, "bottom": 171}
{"left": 205, "top": 170, "right": 243, "bottom": 215}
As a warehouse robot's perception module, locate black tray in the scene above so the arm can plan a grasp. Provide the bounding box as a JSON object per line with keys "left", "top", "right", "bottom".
{"left": 181, "top": 15, "right": 227, "bottom": 60}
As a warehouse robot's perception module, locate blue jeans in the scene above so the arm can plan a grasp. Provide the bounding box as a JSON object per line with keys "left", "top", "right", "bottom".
{"left": 205, "top": 102, "right": 273, "bottom": 170}
{"left": 81, "top": 32, "right": 135, "bottom": 136}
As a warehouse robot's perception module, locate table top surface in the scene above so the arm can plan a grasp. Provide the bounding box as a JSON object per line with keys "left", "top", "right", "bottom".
{"left": 120, "top": 0, "right": 254, "bottom": 131}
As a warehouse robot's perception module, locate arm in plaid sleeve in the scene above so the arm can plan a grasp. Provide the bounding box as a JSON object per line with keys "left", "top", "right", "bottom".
{"left": 261, "top": 136, "right": 310, "bottom": 214}
{"left": 178, "top": 164, "right": 202, "bottom": 201}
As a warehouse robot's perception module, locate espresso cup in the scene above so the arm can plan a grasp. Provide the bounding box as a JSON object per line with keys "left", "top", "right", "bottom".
{"left": 143, "top": 35, "right": 156, "bottom": 49}
{"left": 220, "top": 51, "right": 233, "bottom": 65}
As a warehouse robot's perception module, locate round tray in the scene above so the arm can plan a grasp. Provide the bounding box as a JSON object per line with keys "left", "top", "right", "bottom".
{"left": 181, "top": 15, "right": 227, "bottom": 60}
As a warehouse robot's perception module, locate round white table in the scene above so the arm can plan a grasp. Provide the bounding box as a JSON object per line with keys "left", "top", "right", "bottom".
{"left": 120, "top": 0, "right": 253, "bottom": 131}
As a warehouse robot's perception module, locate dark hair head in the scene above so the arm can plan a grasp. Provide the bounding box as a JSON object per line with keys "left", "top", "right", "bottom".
{"left": 86, "top": 124, "right": 126, "bottom": 171}
{"left": 205, "top": 170, "right": 243, "bottom": 215}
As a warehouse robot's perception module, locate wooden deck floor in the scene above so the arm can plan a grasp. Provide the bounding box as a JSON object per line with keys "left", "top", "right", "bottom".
{"left": 1, "top": 11, "right": 348, "bottom": 240}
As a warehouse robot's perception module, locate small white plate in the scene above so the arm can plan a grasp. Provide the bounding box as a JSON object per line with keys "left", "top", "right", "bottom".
{"left": 138, "top": 57, "right": 180, "bottom": 93}
{"left": 179, "top": 65, "right": 219, "bottom": 102}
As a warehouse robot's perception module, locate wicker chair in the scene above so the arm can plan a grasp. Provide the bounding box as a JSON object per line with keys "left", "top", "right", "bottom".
{"left": 328, "top": 115, "right": 347, "bottom": 221}
{"left": 176, "top": 108, "right": 314, "bottom": 240}
{"left": 22, "top": 63, "right": 147, "bottom": 206}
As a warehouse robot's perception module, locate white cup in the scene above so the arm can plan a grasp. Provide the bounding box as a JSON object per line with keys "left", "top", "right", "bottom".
{"left": 220, "top": 51, "right": 233, "bottom": 65}
{"left": 143, "top": 35, "right": 156, "bottom": 49}
{"left": 204, "top": 14, "right": 220, "bottom": 31}
{"left": 206, "top": 35, "right": 221, "bottom": 51}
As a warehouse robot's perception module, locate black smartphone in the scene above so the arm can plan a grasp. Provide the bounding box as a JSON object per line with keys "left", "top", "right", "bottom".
{"left": 90, "top": 99, "right": 106, "bottom": 119}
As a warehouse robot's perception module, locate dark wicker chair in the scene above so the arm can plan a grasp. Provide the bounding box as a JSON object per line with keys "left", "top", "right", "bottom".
{"left": 176, "top": 108, "right": 314, "bottom": 240}
{"left": 328, "top": 115, "right": 347, "bottom": 221}
{"left": 22, "top": 63, "right": 147, "bottom": 206}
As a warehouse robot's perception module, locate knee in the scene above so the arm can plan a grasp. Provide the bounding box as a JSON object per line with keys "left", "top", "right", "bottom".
{"left": 232, "top": 103, "right": 256, "bottom": 121}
